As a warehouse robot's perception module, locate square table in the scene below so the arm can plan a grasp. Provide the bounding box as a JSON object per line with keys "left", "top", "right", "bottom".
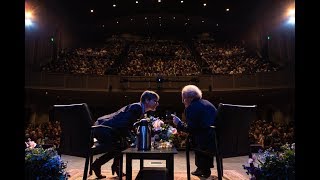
{"left": 119, "top": 147, "right": 178, "bottom": 180}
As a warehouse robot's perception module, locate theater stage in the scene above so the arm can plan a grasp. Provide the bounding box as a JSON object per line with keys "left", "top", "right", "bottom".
{"left": 62, "top": 150, "right": 250, "bottom": 180}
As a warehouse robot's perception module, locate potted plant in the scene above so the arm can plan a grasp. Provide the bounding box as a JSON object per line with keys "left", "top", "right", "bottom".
{"left": 25, "top": 147, "right": 68, "bottom": 180}
{"left": 243, "top": 143, "right": 295, "bottom": 180}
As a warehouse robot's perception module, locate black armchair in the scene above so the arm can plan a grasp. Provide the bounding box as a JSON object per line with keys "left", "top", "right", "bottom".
{"left": 186, "top": 103, "right": 257, "bottom": 180}
{"left": 215, "top": 103, "right": 257, "bottom": 158}
{"left": 53, "top": 103, "right": 122, "bottom": 180}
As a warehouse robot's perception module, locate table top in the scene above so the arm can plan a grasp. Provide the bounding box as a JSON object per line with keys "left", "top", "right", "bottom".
{"left": 122, "top": 147, "right": 178, "bottom": 154}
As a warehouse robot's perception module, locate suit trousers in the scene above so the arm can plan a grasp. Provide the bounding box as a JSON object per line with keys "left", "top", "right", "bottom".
{"left": 92, "top": 127, "right": 126, "bottom": 167}
{"left": 195, "top": 150, "right": 214, "bottom": 169}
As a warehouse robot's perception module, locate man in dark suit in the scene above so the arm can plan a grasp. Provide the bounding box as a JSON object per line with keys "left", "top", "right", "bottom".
{"left": 92, "top": 90, "right": 160, "bottom": 179}
{"left": 172, "top": 85, "right": 217, "bottom": 178}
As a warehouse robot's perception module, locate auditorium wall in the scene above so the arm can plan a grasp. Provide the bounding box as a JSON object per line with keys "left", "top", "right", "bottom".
{"left": 25, "top": 70, "right": 294, "bottom": 92}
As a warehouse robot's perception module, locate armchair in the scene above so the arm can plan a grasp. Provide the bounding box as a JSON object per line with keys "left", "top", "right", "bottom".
{"left": 186, "top": 103, "right": 257, "bottom": 180}
{"left": 53, "top": 103, "right": 122, "bottom": 180}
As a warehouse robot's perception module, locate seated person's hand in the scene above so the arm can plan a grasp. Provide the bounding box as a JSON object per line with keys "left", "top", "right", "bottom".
{"left": 125, "top": 136, "right": 137, "bottom": 148}
{"left": 126, "top": 130, "right": 136, "bottom": 147}
{"left": 171, "top": 114, "right": 181, "bottom": 125}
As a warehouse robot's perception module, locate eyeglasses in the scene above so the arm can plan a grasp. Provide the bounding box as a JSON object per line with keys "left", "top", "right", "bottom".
{"left": 153, "top": 99, "right": 159, "bottom": 103}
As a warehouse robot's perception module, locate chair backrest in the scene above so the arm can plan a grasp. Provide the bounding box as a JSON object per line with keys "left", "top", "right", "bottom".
{"left": 215, "top": 103, "right": 257, "bottom": 158}
{"left": 53, "top": 103, "right": 94, "bottom": 157}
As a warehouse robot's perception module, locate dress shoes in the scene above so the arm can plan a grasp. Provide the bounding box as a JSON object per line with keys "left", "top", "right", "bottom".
{"left": 111, "top": 164, "right": 126, "bottom": 177}
{"left": 91, "top": 165, "right": 106, "bottom": 179}
{"left": 191, "top": 168, "right": 211, "bottom": 178}
{"left": 191, "top": 168, "right": 202, "bottom": 176}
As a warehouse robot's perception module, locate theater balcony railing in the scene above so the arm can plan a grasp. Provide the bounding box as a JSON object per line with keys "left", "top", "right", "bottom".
{"left": 25, "top": 70, "right": 294, "bottom": 92}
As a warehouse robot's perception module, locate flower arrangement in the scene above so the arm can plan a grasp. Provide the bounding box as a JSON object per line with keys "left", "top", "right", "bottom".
{"left": 243, "top": 143, "right": 295, "bottom": 180}
{"left": 25, "top": 147, "right": 68, "bottom": 180}
{"left": 147, "top": 115, "right": 189, "bottom": 149}
{"left": 170, "top": 131, "right": 188, "bottom": 149}
{"left": 150, "top": 116, "right": 177, "bottom": 142}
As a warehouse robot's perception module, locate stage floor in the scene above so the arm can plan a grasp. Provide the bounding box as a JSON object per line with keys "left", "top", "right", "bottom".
{"left": 61, "top": 150, "right": 250, "bottom": 179}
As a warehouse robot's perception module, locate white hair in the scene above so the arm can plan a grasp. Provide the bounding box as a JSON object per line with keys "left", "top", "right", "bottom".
{"left": 181, "top": 85, "right": 202, "bottom": 99}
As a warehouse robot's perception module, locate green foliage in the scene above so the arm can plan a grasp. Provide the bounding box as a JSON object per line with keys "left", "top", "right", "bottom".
{"left": 243, "top": 143, "right": 295, "bottom": 180}
{"left": 25, "top": 147, "right": 68, "bottom": 180}
{"left": 153, "top": 123, "right": 176, "bottom": 141}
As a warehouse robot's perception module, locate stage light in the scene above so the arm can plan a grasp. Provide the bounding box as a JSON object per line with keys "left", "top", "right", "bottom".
{"left": 25, "top": 19, "right": 33, "bottom": 27}
{"left": 287, "top": 16, "right": 295, "bottom": 25}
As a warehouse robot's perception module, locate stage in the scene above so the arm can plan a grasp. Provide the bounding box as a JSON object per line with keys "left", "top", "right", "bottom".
{"left": 62, "top": 150, "right": 250, "bottom": 180}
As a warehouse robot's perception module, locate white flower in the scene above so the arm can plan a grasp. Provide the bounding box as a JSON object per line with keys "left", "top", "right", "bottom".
{"left": 152, "top": 119, "right": 164, "bottom": 131}
{"left": 169, "top": 126, "right": 177, "bottom": 134}
{"left": 26, "top": 140, "right": 37, "bottom": 149}
{"left": 166, "top": 126, "right": 178, "bottom": 137}
{"left": 252, "top": 154, "right": 257, "bottom": 161}
{"left": 248, "top": 158, "right": 254, "bottom": 164}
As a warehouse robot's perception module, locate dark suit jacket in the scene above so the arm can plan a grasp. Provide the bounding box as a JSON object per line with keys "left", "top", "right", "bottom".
{"left": 94, "top": 102, "right": 143, "bottom": 138}
{"left": 177, "top": 98, "right": 217, "bottom": 151}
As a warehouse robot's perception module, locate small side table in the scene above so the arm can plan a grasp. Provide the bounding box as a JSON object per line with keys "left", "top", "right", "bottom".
{"left": 120, "top": 147, "right": 178, "bottom": 180}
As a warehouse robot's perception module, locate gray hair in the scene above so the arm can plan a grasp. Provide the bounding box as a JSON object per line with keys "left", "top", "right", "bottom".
{"left": 181, "top": 85, "right": 202, "bottom": 99}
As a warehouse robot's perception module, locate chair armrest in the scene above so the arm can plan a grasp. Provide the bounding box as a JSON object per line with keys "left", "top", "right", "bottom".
{"left": 91, "top": 125, "right": 113, "bottom": 129}
{"left": 91, "top": 125, "right": 122, "bottom": 137}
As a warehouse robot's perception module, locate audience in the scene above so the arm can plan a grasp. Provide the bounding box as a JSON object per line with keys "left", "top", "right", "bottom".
{"left": 194, "top": 39, "right": 280, "bottom": 75}
{"left": 249, "top": 119, "right": 294, "bottom": 151}
{"left": 25, "top": 121, "right": 62, "bottom": 148}
{"left": 25, "top": 116, "right": 294, "bottom": 152}
{"left": 119, "top": 39, "right": 200, "bottom": 76}
{"left": 41, "top": 36, "right": 282, "bottom": 76}
{"left": 41, "top": 38, "right": 126, "bottom": 75}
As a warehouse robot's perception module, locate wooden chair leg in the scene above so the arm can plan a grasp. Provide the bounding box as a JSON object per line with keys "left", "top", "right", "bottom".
{"left": 186, "top": 135, "right": 191, "bottom": 180}
{"left": 214, "top": 131, "right": 223, "bottom": 180}
{"left": 83, "top": 154, "right": 90, "bottom": 180}
{"left": 216, "top": 155, "right": 223, "bottom": 180}
{"left": 220, "top": 156, "right": 223, "bottom": 176}
{"left": 89, "top": 154, "right": 93, "bottom": 175}
{"left": 119, "top": 154, "right": 123, "bottom": 179}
